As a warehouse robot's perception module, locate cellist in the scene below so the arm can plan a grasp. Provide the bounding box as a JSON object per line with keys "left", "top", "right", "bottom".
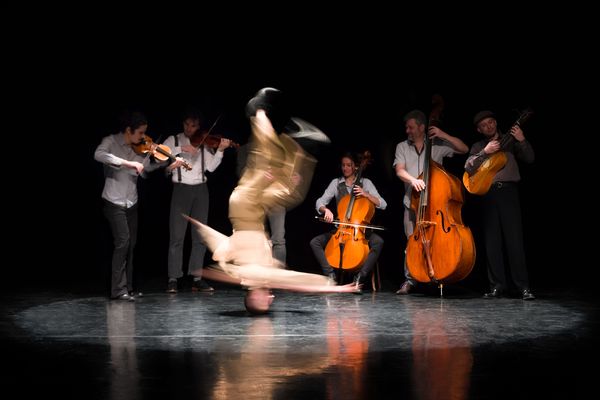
{"left": 393, "top": 110, "right": 468, "bottom": 295}
{"left": 309, "top": 152, "right": 387, "bottom": 292}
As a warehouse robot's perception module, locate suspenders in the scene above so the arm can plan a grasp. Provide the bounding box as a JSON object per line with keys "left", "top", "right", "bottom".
{"left": 174, "top": 134, "right": 204, "bottom": 183}
{"left": 174, "top": 134, "right": 182, "bottom": 182}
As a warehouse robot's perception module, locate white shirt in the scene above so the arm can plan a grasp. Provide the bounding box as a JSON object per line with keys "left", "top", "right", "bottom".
{"left": 162, "top": 133, "right": 224, "bottom": 185}
{"left": 393, "top": 138, "right": 456, "bottom": 208}
{"left": 315, "top": 176, "right": 387, "bottom": 213}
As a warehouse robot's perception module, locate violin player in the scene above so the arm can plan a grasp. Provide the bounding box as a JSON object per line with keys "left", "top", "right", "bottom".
{"left": 94, "top": 110, "right": 164, "bottom": 301}
{"left": 309, "top": 152, "right": 387, "bottom": 293}
{"left": 162, "top": 107, "right": 232, "bottom": 293}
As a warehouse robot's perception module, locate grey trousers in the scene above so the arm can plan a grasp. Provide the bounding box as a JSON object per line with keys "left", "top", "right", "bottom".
{"left": 168, "top": 183, "right": 209, "bottom": 279}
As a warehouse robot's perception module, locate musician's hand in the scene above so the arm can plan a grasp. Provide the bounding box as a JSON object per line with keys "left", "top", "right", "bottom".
{"left": 181, "top": 144, "right": 198, "bottom": 154}
{"left": 411, "top": 178, "right": 426, "bottom": 192}
{"left": 124, "top": 160, "right": 144, "bottom": 175}
{"left": 428, "top": 126, "right": 448, "bottom": 140}
{"left": 510, "top": 125, "right": 525, "bottom": 142}
{"left": 171, "top": 157, "right": 186, "bottom": 169}
{"left": 323, "top": 208, "right": 334, "bottom": 223}
{"left": 484, "top": 140, "right": 501, "bottom": 154}
{"left": 353, "top": 185, "right": 365, "bottom": 197}
{"left": 218, "top": 138, "right": 231, "bottom": 151}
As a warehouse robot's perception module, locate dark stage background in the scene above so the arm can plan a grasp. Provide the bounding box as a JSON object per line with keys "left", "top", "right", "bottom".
{"left": 11, "top": 29, "right": 591, "bottom": 296}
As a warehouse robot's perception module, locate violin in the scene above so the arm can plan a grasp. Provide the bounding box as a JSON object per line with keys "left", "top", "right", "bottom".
{"left": 190, "top": 131, "right": 239, "bottom": 149}
{"left": 132, "top": 135, "right": 192, "bottom": 170}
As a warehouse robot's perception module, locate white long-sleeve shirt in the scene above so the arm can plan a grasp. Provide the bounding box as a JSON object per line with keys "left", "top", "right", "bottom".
{"left": 315, "top": 176, "right": 387, "bottom": 214}
{"left": 162, "top": 133, "right": 224, "bottom": 185}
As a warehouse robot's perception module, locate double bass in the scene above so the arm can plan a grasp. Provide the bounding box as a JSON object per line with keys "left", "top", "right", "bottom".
{"left": 324, "top": 151, "right": 375, "bottom": 270}
{"left": 405, "top": 97, "right": 475, "bottom": 293}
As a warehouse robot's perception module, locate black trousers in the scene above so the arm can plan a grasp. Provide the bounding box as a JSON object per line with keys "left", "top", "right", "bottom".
{"left": 103, "top": 200, "right": 138, "bottom": 298}
{"left": 310, "top": 230, "right": 384, "bottom": 279}
{"left": 482, "top": 182, "right": 530, "bottom": 292}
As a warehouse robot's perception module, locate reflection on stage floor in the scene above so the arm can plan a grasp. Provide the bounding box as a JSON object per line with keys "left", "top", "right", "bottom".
{"left": 2, "top": 288, "right": 597, "bottom": 399}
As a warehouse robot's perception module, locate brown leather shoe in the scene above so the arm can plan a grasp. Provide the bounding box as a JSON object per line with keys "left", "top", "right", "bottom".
{"left": 396, "top": 281, "right": 413, "bottom": 295}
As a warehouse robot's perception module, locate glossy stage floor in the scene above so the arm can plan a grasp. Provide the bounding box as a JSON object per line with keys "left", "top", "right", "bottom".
{"left": 2, "top": 283, "right": 598, "bottom": 400}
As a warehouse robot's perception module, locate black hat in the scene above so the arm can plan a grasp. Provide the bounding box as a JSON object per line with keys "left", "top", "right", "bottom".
{"left": 473, "top": 110, "right": 495, "bottom": 126}
{"left": 246, "top": 87, "right": 290, "bottom": 133}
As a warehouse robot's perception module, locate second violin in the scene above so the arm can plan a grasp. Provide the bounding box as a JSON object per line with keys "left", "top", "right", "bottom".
{"left": 190, "top": 132, "right": 239, "bottom": 149}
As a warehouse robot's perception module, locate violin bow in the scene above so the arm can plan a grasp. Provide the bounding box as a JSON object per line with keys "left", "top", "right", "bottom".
{"left": 315, "top": 216, "right": 386, "bottom": 231}
{"left": 195, "top": 114, "right": 222, "bottom": 146}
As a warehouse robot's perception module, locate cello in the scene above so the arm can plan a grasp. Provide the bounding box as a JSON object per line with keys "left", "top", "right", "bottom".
{"left": 405, "top": 97, "right": 475, "bottom": 294}
{"left": 324, "top": 151, "right": 375, "bottom": 271}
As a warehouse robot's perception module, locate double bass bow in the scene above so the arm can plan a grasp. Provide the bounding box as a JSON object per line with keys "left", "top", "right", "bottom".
{"left": 405, "top": 96, "right": 475, "bottom": 294}
{"left": 324, "top": 151, "right": 376, "bottom": 271}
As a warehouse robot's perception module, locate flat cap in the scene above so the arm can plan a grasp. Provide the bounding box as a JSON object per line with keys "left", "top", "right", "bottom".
{"left": 473, "top": 110, "right": 495, "bottom": 125}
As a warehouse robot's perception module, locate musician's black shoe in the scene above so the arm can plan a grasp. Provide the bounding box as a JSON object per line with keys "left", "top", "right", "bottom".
{"left": 167, "top": 280, "right": 178, "bottom": 294}
{"left": 396, "top": 281, "right": 413, "bottom": 295}
{"left": 192, "top": 279, "right": 214, "bottom": 292}
{"left": 483, "top": 288, "right": 502, "bottom": 298}
{"left": 522, "top": 289, "right": 536, "bottom": 300}
{"left": 352, "top": 274, "right": 364, "bottom": 295}
{"left": 111, "top": 293, "right": 135, "bottom": 301}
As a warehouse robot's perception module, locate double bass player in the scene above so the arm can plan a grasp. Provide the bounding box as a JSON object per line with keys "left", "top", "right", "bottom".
{"left": 394, "top": 109, "right": 469, "bottom": 295}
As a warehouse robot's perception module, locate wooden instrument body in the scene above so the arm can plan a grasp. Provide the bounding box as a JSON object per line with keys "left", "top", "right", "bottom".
{"left": 462, "top": 152, "right": 508, "bottom": 195}
{"left": 406, "top": 161, "right": 476, "bottom": 283}
{"left": 325, "top": 195, "right": 374, "bottom": 270}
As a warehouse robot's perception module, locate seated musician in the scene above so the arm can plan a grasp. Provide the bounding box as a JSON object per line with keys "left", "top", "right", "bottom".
{"left": 309, "top": 152, "right": 387, "bottom": 293}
